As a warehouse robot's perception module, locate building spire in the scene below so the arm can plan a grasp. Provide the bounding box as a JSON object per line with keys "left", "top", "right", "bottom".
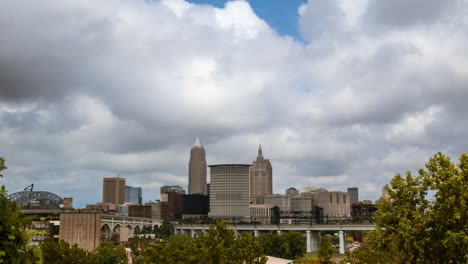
{"left": 257, "top": 144, "right": 263, "bottom": 160}
{"left": 193, "top": 137, "right": 202, "bottom": 148}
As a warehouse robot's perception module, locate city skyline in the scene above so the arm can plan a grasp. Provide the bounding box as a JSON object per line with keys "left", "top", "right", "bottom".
{"left": 2, "top": 0, "right": 468, "bottom": 207}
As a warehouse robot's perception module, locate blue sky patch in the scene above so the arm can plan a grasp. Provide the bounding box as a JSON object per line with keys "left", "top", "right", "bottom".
{"left": 187, "top": 0, "right": 307, "bottom": 40}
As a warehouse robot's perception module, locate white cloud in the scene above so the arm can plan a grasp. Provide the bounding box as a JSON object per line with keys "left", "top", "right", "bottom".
{"left": 385, "top": 106, "right": 441, "bottom": 141}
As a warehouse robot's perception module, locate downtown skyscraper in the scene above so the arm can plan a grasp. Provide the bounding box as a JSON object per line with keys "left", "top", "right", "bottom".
{"left": 250, "top": 145, "right": 272, "bottom": 200}
{"left": 188, "top": 137, "right": 207, "bottom": 195}
{"left": 102, "top": 177, "right": 126, "bottom": 205}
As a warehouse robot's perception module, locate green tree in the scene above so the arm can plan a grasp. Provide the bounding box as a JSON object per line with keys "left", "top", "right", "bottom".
{"left": 344, "top": 242, "right": 396, "bottom": 264}
{"left": 168, "top": 235, "right": 201, "bottom": 263}
{"left": 41, "top": 239, "right": 129, "bottom": 264}
{"left": 93, "top": 241, "right": 128, "bottom": 264}
{"left": 158, "top": 219, "right": 173, "bottom": 239}
{"left": 317, "top": 236, "right": 334, "bottom": 264}
{"left": 128, "top": 236, "right": 149, "bottom": 259}
{"left": 135, "top": 239, "right": 172, "bottom": 264}
{"left": 136, "top": 234, "right": 202, "bottom": 264}
{"left": 41, "top": 238, "right": 68, "bottom": 263}
{"left": 137, "top": 221, "right": 266, "bottom": 264}
{"left": 282, "top": 231, "right": 306, "bottom": 259}
{"left": 41, "top": 238, "right": 94, "bottom": 264}
{"left": 258, "top": 231, "right": 305, "bottom": 260}
{"left": 229, "top": 232, "right": 266, "bottom": 263}
{"left": 0, "top": 157, "right": 41, "bottom": 264}
{"left": 366, "top": 152, "right": 468, "bottom": 263}
{"left": 0, "top": 157, "right": 6, "bottom": 177}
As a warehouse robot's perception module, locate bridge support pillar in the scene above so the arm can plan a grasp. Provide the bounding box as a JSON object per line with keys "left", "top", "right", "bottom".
{"left": 191, "top": 229, "right": 197, "bottom": 238}
{"left": 277, "top": 230, "right": 282, "bottom": 235}
{"left": 235, "top": 230, "right": 240, "bottom": 237}
{"left": 306, "top": 231, "right": 319, "bottom": 253}
{"left": 312, "top": 232, "right": 319, "bottom": 252}
{"left": 339, "top": 230, "right": 345, "bottom": 254}
{"left": 254, "top": 230, "right": 259, "bottom": 237}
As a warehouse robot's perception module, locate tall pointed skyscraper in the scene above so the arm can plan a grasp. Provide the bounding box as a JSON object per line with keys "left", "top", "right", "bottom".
{"left": 250, "top": 145, "right": 272, "bottom": 201}
{"left": 188, "top": 137, "right": 207, "bottom": 195}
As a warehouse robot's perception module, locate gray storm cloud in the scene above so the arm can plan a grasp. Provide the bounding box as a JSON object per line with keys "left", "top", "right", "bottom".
{"left": 1, "top": 0, "right": 467, "bottom": 206}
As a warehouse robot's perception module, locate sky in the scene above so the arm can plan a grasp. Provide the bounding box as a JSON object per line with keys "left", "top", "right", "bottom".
{"left": 1, "top": 0, "right": 468, "bottom": 207}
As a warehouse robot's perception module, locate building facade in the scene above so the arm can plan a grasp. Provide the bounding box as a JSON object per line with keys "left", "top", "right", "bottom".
{"left": 59, "top": 210, "right": 101, "bottom": 251}
{"left": 125, "top": 186, "right": 142, "bottom": 205}
{"left": 182, "top": 194, "right": 209, "bottom": 219}
{"left": 290, "top": 195, "right": 313, "bottom": 212}
{"left": 128, "top": 205, "right": 152, "bottom": 218}
{"left": 117, "top": 204, "right": 128, "bottom": 216}
{"left": 146, "top": 201, "right": 168, "bottom": 219}
{"left": 209, "top": 164, "right": 250, "bottom": 221}
{"left": 263, "top": 194, "right": 291, "bottom": 212}
{"left": 310, "top": 190, "right": 350, "bottom": 217}
{"left": 250, "top": 204, "right": 274, "bottom": 224}
{"left": 347, "top": 187, "right": 359, "bottom": 204}
{"left": 188, "top": 138, "right": 207, "bottom": 195}
{"left": 249, "top": 145, "right": 272, "bottom": 202}
{"left": 167, "top": 191, "right": 184, "bottom": 219}
{"left": 102, "top": 177, "right": 126, "bottom": 205}
{"left": 160, "top": 185, "right": 185, "bottom": 195}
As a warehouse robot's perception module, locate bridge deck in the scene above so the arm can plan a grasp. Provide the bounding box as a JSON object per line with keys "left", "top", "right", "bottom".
{"left": 175, "top": 224, "right": 375, "bottom": 231}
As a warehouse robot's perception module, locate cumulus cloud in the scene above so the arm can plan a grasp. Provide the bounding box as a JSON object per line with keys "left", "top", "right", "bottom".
{"left": 365, "top": 0, "right": 459, "bottom": 28}
{"left": 1, "top": 0, "right": 467, "bottom": 205}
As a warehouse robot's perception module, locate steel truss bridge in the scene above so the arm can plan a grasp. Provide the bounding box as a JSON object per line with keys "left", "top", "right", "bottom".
{"left": 8, "top": 190, "right": 64, "bottom": 210}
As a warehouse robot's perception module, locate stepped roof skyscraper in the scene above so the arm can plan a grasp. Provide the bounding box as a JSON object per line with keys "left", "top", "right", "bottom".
{"left": 250, "top": 145, "right": 272, "bottom": 201}
{"left": 188, "top": 137, "right": 207, "bottom": 195}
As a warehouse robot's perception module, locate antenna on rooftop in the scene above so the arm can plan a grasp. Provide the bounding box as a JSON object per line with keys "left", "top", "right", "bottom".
{"left": 24, "top": 184, "right": 34, "bottom": 192}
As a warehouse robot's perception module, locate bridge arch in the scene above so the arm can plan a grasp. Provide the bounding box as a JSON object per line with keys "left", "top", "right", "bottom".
{"left": 8, "top": 191, "right": 64, "bottom": 210}
{"left": 134, "top": 225, "right": 141, "bottom": 234}
{"left": 101, "top": 224, "right": 111, "bottom": 241}
{"left": 112, "top": 224, "right": 121, "bottom": 241}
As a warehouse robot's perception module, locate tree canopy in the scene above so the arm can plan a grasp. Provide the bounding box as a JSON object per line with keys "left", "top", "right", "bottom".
{"left": 41, "top": 239, "right": 128, "bottom": 264}
{"left": 317, "top": 236, "right": 334, "bottom": 264}
{"left": 136, "top": 221, "right": 267, "bottom": 264}
{"left": 0, "top": 157, "right": 41, "bottom": 264}
{"left": 0, "top": 157, "right": 6, "bottom": 178}
{"left": 257, "top": 231, "right": 306, "bottom": 260}
{"left": 359, "top": 152, "right": 468, "bottom": 263}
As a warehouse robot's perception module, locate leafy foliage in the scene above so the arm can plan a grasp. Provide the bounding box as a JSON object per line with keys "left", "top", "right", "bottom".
{"left": 355, "top": 152, "right": 468, "bottom": 263}
{"left": 94, "top": 241, "right": 128, "bottom": 264}
{"left": 294, "top": 255, "right": 320, "bottom": 264}
{"left": 129, "top": 236, "right": 149, "bottom": 258}
{"left": 136, "top": 221, "right": 267, "bottom": 264}
{"left": 317, "top": 236, "right": 334, "bottom": 264}
{"left": 41, "top": 239, "right": 127, "bottom": 264}
{"left": 0, "top": 157, "right": 6, "bottom": 178}
{"left": 0, "top": 157, "right": 41, "bottom": 264}
{"left": 158, "top": 219, "right": 173, "bottom": 239}
{"left": 258, "top": 231, "right": 306, "bottom": 260}
{"left": 41, "top": 238, "right": 94, "bottom": 264}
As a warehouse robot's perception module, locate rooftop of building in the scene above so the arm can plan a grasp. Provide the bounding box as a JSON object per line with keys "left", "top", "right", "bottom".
{"left": 208, "top": 164, "right": 251, "bottom": 168}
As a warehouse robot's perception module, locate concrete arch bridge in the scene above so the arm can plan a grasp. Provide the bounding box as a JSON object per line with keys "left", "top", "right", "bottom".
{"left": 100, "top": 214, "right": 162, "bottom": 241}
